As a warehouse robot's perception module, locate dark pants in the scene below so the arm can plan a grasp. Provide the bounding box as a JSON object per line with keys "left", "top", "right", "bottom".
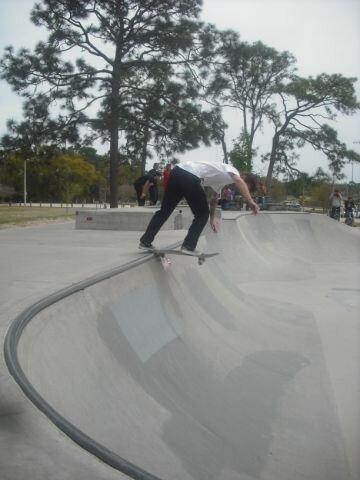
{"left": 140, "top": 166, "right": 210, "bottom": 250}
{"left": 330, "top": 206, "right": 340, "bottom": 219}
{"left": 134, "top": 182, "right": 145, "bottom": 206}
{"left": 148, "top": 184, "right": 158, "bottom": 205}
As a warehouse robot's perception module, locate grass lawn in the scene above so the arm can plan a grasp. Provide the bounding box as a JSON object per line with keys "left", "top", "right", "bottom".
{"left": 0, "top": 205, "right": 77, "bottom": 227}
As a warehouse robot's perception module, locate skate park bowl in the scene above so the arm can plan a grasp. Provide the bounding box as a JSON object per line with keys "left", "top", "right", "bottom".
{"left": 4, "top": 212, "right": 360, "bottom": 480}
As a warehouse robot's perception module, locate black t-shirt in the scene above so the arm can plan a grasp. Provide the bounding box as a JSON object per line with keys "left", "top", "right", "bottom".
{"left": 147, "top": 169, "right": 159, "bottom": 186}
{"left": 344, "top": 200, "right": 355, "bottom": 211}
{"left": 134, "top": 174, "right": 155, "bottom": 188}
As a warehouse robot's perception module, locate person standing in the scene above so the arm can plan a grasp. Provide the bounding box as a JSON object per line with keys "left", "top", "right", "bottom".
{"left": 133, "top": 172, "right": 161, "bottom": 206}
{"left": 344, "top": 196, "right": 355, "bottom": 224}
{"left": 344, "top": 196, "right": 355, "bottom": 213}
{"left": 147, "top": 163, "right": 160, "bottom": 205}
{"left": 139, "top": 160, "right": 258, "bottom": 253}
{"left": 329, "top": 189, "right": 343, "bottom": 219}
{"left": 256, "top": 179, "right": 267, "bottom": 210}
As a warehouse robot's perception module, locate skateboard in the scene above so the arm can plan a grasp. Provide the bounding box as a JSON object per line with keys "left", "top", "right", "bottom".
{"left": 141, "top": 248, "right": 219, "bottom": 266}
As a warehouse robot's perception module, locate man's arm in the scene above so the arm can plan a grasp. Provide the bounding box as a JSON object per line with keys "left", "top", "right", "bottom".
{"left": 205, "top": 176, "right": 258, "bottom": 233}
{"left": 208, "top": 189, "right": 218, "bottom": 218}
{"left": 141, "top": 179, "right": 152, "bottom": 198}
{"left": 231, "top": 174, "right": 259, "bottom": 214}
{"left": 204, "top": 187, "right": 218, "bottom": 232}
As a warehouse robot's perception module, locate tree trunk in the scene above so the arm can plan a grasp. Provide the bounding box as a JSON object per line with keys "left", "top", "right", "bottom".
{"left": 266, "top": 133, "right": 280, "bottom": 193}
{"left": 140, "top": 117, "right": 150, "bottom": 174}
{"left": 220, "top": 131, "right": 228, "bottom": 164}
{"left": 109, "top": 46, "right": 122, "bottom": 208}
{"left": 266, "top": 115, "right": 291, "bottom": 193}
{"left": 109, "top": 125, "right": 119, "bottom": 208}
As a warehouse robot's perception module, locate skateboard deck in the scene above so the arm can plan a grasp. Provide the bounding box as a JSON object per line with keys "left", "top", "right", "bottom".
{"left": 141, "top": 248, "right": 219, "bottom": 266}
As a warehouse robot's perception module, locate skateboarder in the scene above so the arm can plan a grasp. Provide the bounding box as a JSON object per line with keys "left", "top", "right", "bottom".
{"left": 139, "top": 160, "right": 259, "bottom": 254}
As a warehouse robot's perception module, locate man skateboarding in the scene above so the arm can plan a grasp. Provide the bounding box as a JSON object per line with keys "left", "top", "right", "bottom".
{"left": 139, "top": 160, "right": 259, "bottom": 254}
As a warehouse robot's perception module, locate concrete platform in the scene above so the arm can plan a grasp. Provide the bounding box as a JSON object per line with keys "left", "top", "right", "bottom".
{"left": 75, "top": 205, "right": 194, "bottom": 231}
{"left": 1, "top": 213, "right": 360, "bottom": 480}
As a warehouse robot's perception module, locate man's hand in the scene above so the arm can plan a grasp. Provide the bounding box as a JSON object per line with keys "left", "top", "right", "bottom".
{"left": 232, "top": 175, "right": 259, "bottom": 215}
{"left": 210, "top": 216, "right": 217, "bottom": 232}
{"left": 248, "top": 200, "right": 259, "bottom": 215}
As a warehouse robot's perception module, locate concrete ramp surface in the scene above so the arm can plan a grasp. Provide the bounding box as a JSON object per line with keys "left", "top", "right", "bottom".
{"left": 5, "top": 213, "right": 360, "bottom": 480}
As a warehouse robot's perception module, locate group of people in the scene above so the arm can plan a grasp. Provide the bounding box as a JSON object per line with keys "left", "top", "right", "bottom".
{"left": 219, "top": 178, "right": 267, "bottom": 210}
{"left": 329, "top": 189, "right": 356, "bottom": 223}
{"left": 136, "top": 159, "right": 259, "bottom": 254}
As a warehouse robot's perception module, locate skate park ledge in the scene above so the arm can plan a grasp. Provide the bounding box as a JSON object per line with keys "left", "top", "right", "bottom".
{"left": 75, "top": 205, "right": 221, "bottom": 231}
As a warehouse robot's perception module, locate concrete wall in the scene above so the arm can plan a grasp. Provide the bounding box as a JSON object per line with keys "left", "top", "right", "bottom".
{"left": 75, "top": 205, "right": 221, "bottom": 231}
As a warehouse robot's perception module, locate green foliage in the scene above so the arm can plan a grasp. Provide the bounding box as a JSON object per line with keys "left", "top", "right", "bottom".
{"left": 1, "top": 0, "right": 217, "bottom": 206}
{"left": 312, "top": 167, "right": 331, "bottom": 186}
{"left": 49, "top": 153, "right": 99, "bottom": 202}
{"left": 118, "top": 163, "right": 141, "bottom": 187}
{"left": 308, "top": 184, "right": 332, "bottom": 209}
{"left": 295, "top": 124, "right": 360, "bottom": 179}
{"left": 0, "top": 207, "right": 76, "bottom": 226}
{"left": 207, "top": 35, "right": 296, "bottom": 153}
{"left": 265, "top": 73, "right": 359, "bottom": 189}
{"left": 76, "top": 147, "right": 106, "bottom": 170}
{"left": 229, "top": 132, "right": 254, "bottom": 173}
{"left": 2, "top": 1, "right": 359, "bottom": 201}
{"left": 270, "top": 180, "right": 286, "bottom": 201}
{"left": 284, "top": 74, "right": 359, "bottom": 114}
{"left": 118, "top": 185, "right": 136, "bottom": 203}
{"left": 0, "top": 152, "right": 23, "bottom": 194}
{"left": 1, "top": 149, "right": 100, "bottom": 202}
{"left": 284, "top": 173, "right": 312, "bottom": 197}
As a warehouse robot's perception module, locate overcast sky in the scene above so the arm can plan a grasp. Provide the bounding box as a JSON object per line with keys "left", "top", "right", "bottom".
{"left": 1, "top": 0, "right": 359, "bottom": 181}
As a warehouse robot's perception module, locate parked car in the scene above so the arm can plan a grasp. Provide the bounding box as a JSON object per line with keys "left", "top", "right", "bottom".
{"left": 282, "top": 200, "right": 301, "bottom": 211}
